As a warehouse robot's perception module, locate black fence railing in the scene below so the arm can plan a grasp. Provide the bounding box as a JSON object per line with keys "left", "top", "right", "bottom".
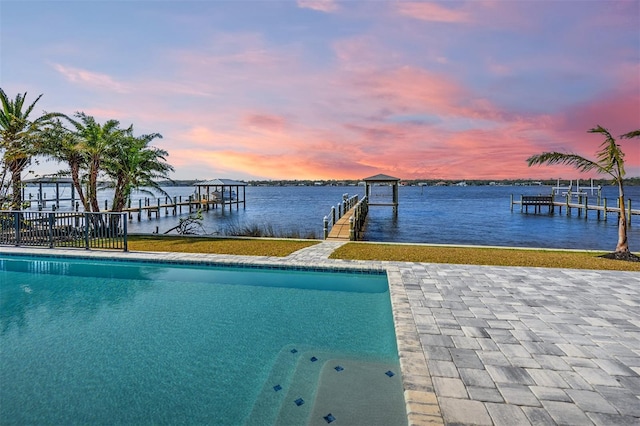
{"left": 0, "top": 211, "right": 128, "bottom": 251}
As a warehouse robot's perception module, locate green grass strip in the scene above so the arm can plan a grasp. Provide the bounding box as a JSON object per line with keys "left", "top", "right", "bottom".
{"left": 331, "top": 243, "right": 640, "bottom": 272}
{"left": 128, "top": 235, "right": 319, "bottom": 257}
{"left": 127, "top": 236, "right": 640, "bottom": 271}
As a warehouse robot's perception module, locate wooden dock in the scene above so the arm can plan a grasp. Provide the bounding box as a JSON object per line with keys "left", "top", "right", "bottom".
{"left": 512, "top": 194, "right": 639, "bottom": 224}
{"left": 26, "top": 194, "right": 244, "bottom": 221}
{"left": 323, "top": 195, "right": 369, "bottom": 241}
{"left": 326, "top": 206, "right": 358, "bottom": 240}
{"left": 120, "top": 195, "right": 244, "bottom": 221}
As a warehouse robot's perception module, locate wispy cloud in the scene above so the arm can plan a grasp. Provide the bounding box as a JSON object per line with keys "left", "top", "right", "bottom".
{"left": 297, "top": 0, "right": 339, "bottom": 13}
{"left": 51, "top": 63, "right": 129, "bottom": 94}
{"left": 242, "top": 113, "right": 289, "bottom": 134}
{"left": 396, "top": 1, "right": 470, "bottom": 23}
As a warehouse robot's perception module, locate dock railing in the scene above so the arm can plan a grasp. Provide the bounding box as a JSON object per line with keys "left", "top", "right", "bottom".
{"left": 323, "top": 193, "right": 359, "bottom": 239}
{"left": 511, "top": 193, "right": 637, "bottom": 225}
{"left": 348, "top": 195, "right": 369, "bottom": 241}
{"left": 0, "top": 211, "right": 128, "bottom": 251}
{"left": 323, "top": 194, "right": 368, "bottom": 240}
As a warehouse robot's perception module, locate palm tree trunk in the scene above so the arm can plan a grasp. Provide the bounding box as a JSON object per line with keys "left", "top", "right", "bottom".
{"left": 70, "top": 162, "right": 88, "bottom": 211}
{"left": 88, "top": 158, "right": 101, "bottom": 212}
{"left": 9, "top": 159, "right": 24, "bottom": 210}
{"left": 615, "top": 194, "right": 629, "bottom": 253}
{"left": 111, "top": 178, "right": 128, "bottom": 212}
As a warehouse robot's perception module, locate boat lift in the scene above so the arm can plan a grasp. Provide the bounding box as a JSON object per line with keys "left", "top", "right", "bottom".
{"left": 552, "top": 179, "right": 600, "bottom": 198}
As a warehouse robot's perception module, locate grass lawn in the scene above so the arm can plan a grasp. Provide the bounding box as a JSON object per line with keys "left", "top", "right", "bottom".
{"left": 331, "top": 243, "right": 640, "bottom": 272}
{"left": 127, "top": 235, "right": 319, "bottom": 257}
{"left": 127, "top": 235, "right": 640, "bottom": 271}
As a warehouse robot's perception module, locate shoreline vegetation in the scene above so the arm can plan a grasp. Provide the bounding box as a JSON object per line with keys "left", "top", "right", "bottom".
{"left": 127, "top": 236, "right": 640, "bottom": 272}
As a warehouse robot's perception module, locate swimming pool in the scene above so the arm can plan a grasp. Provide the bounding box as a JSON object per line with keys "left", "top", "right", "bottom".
{"left": 0, "top": 255, "right": 405, "bottom": 425}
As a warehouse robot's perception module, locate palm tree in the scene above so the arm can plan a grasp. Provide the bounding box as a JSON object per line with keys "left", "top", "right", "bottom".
{"left": 0, "top": 88, "right": 62, "bottom": 209}
{"left": 65, "top": 112, "right": 128, "bottom": 212}
{"left": 527, "top": 125, "right": 639, "bottom": 260}
{"left": 40, "top": 119, "right": 88, "bottom": 210}
{"left": 104, "top": 131, "right": 174, "bottom": 212}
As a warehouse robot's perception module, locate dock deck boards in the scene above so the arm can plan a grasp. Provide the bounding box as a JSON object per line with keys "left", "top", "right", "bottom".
{"left": 326, "top": 206, "right": 357, "bottom": 241}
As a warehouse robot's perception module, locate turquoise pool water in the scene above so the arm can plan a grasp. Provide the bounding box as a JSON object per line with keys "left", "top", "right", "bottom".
{"left": 0, "top": 255, "right": 400, "bottom": 425}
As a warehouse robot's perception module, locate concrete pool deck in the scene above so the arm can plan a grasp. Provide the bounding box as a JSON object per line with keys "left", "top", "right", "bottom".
{"left": 2, "top": 242, "right": 639, "bottom": 425}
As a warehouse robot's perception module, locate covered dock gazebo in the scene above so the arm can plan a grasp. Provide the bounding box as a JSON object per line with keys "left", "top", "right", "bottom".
{"left": 194, "top": 179, "right": 247, "bottom": 211}
{"left": 363, "top": 174, "right": 401, "bottom": 213}
{"left": 22, "top": 176, "right": 76, "bottom": 210}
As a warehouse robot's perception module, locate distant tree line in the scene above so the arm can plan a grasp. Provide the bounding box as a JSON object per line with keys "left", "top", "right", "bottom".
{"left": 1, "top": 89, "right": 173, "bottom": 211}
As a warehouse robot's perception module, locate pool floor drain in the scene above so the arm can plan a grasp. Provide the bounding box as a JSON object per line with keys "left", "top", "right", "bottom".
{"left": 323, "top": 413, "right": 336, "bottom": 423}
{"left": 294, "top": 398, "right": 305, "bottom": 406}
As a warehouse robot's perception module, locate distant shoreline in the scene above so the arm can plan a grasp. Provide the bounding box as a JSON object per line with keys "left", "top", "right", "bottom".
{"left": 158, "top": 178, "right": 640, "bottom": 187}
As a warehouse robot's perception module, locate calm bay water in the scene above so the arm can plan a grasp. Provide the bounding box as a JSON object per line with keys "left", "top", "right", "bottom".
{"left": 26, "top": 184, "right": 640, "bottom": 251}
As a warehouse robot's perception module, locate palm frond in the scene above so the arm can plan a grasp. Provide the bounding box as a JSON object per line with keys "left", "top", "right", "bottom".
{"left": 526, "top": 152, "right": 602, "bottom": 173}
{"left": 621, "top": 129, "right": 640, "bottom": 139}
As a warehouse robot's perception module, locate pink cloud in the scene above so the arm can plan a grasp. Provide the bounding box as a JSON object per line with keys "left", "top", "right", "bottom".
{"left": 242, "top": 113, "right": 289, "bottom": 134}
{"left": 396, "top": 2, "right": 470, "bottom": 23}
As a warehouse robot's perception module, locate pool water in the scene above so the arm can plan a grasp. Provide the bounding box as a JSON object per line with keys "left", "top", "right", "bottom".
{"left": 0, "top": 256, "right": 402, "bottom": 425}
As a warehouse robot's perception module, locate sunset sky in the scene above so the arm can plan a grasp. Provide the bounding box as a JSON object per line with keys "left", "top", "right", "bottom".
{"left": 2, "top": 0, "right": 639, "bottom": 181}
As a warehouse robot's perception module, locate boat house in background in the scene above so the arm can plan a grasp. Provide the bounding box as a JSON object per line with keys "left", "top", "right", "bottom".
{"left": 363, "top": 174, "right": 400, "bottom": 213}
{"left": 194, "top": 179, "right": 247, "bottom": 211}
{"left": 22, "top": 176, "right": 76, "bottom": 210}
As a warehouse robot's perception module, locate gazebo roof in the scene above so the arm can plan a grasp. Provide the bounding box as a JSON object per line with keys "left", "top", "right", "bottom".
{"left": 362, "top": 174, "right": 401, "bottom": 182}
{"left": 23, "top": 177, "right": 74, "bottom": 184}
{"left": 194, "top": 179, "right": 247, "bottom": 187}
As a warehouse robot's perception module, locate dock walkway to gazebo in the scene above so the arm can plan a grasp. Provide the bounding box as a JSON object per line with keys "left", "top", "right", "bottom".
{"left": 324, "top": 174, "right": 400, "bottom": 241}
{"left": 326, "top": 206, "right": 358, "bottom": 240}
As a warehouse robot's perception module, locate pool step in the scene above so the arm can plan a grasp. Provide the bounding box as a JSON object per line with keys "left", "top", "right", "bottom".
{"left": 277, "top": 357, "right": 407, "bottom": 426}
{"left": 245, "top": 345, "right": 407, "bottom": 426}
{"left": 244, "top": 344, "right": 317, "bottom": 426}
{"left": 306, "top": 359, "right": 407, "bottom": 426}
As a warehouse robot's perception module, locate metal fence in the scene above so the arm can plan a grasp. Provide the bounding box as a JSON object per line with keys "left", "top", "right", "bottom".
{"left": 0, "top": 211, "right": 128, "bottom": 251}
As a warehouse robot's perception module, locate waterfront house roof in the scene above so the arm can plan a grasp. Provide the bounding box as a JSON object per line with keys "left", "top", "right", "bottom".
{"left": 194, "top": 179, "right": 247, "bottom": 187}
{"left": 363, "top": 174, "right": 401, "bottom": 182}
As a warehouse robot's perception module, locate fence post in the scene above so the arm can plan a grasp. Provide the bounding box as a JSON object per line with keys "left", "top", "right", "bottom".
{"left": 14, "top": 212, "right": 20, "bottom": 246}
{"left": 123, "top": 213, "right": 128, "bottom": 252}
{"left": 84, "top": 213, "right": 90, "bottom": 250}
{"left": 48, "top": 213, "right": 54, "bottom": 248}
{"left": 349, "top": 216, "right": 355, "bottom": 241}
{"left": 323, "top": 216, "right": 329, "bottom": 239}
